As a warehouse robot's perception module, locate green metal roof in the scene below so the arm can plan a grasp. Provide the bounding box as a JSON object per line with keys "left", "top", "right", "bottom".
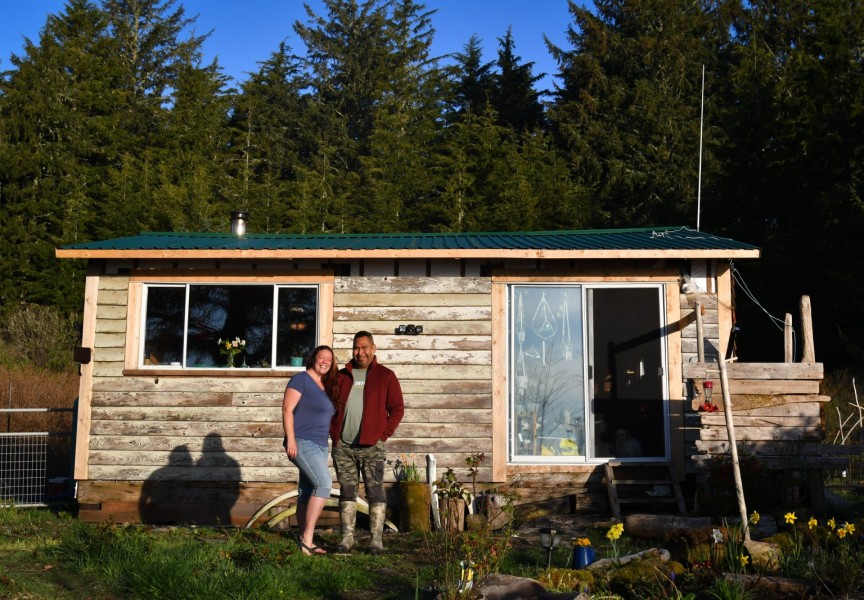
{"left": 56, "top": 226, "right": 760, "bottom": 259}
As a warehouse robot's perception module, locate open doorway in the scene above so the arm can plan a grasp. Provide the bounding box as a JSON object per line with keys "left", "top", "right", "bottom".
{"left": 588, "top": 287, "right": 668, "bottom": 460}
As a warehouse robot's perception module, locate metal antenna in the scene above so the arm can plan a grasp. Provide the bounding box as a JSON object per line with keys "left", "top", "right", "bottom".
{"left": 696, "top": 65, "right": 705, "bottom": 231}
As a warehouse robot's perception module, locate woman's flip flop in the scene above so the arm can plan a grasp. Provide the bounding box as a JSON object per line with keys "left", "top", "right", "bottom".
{"left": 299, "top": 540, "right": 326, "bottom": 555}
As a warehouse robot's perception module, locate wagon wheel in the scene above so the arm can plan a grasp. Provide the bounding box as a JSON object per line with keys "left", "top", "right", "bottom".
{"left": 244, "top": 488, "right": 398, "bottom": 532}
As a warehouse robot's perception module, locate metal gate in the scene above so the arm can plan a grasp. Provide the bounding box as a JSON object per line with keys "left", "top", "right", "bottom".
{"left": 0, "top": 407, "right": 76, "bottom": 507}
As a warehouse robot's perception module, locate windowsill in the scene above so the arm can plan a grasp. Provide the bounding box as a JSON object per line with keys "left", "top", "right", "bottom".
{"left": 124, "top": 368, "right": 303, "bottom": 377}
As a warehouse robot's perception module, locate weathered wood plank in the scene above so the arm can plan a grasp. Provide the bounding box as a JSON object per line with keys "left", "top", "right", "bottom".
{"left": 90, "top": 421, "right": 283, "bottom": 437}
{"left": 683, "top": 362, "right": 823, "bottom": 380}
{"left": 390, "top": 365, "right": 492, "bottom": 380}
{"left": 336, "top": 277, "right": 491, "bottom": 294}
{"left": 725, "top": 380, "right": 821, "bottom": 394}
{"left": 697, "top": 426, "right": 822, "bottom": 442}
{"left": 334, "top": 320, "right": 492, "bottom": 336}
{"left": 375, "top": 350, "right": 491, "bottom": 365}
{"left": 400, "top": 380, "right": 491, "bottom": 394}
{"left": 403, "top": 393, "right": 491, "bottom": 409}
{"left": 92, "top": 407, "right": 281, "bottom": 422}
{"left": 93, "top": 377, "right": 287, "bottom": 393}
{"left": 699, "top": 415, "right": 819, "bottom": 428}
{"left": 334, "top": 306, "right": 491, "bottom": 321}
{"left": 334, "top": 334, "right": 491, "bottom": 351}
{"left": 96, "top": 305, "right": 127, "bottom": 320}
{"left": 688, "top": 395, "right": 829, "bottom": 413}
{"left": 87, "top": 465, "right": 290, "bottom": 482}
{"left": 99, "top": 277, "right": 130, "bottom": 291}
{"left": 96, "top": 319, "right": 126, "bottom": 334}
{"left": 335, "top": 293, "right": 491, "bottom": 307}
{"left": 694, "top": 440, "right": 861, "bottom": 456}
{"left": 90, "top": 435, "right": 281, "bottom": 452}
{"left": 89, "top": 450, "right": 288, "bottom": 467}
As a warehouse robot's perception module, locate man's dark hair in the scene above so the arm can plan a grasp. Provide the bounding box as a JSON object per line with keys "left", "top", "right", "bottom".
{"left": 354, "top": 331, "right": 375, "bottom": 344}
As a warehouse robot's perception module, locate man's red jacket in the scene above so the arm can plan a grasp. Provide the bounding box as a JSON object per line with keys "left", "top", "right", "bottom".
{"left": 330, "top": 356, "right": 404, "bottom": 448}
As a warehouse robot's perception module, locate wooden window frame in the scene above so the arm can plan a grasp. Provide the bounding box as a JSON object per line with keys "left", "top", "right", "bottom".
{"left": 124, "top": 269, "right": 334, "bottom": 375}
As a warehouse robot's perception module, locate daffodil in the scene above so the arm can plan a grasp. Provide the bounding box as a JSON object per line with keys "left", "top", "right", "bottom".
{"left": 838, "top": 527, "right": 847, "bottom": 539}
{"left": 808, "top": 517, "right": 818, "bottom": 530}
{"left": 845, "top": 522, "right": 856, "bottom": 534}
{"left": 739, "top": 554, "right": 749, "bottom": 568}
{"left": 712, "top": 529, "right": 723, "bottom": 544}
{"left": 828, "top": 517, "right": 837, "bottom": 530}
{"left": 784, "top": 512, "right": 797, "bottom": 525}
{"left": 749, "top": 510, "right": 760, "bottom": 525}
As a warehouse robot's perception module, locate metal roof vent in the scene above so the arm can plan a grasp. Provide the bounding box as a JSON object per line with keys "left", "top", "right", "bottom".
{"left": 230, "top": 211, "right": 249, "bottom": 236}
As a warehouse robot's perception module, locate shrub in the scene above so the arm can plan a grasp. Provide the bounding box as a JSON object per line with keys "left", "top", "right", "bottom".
{"left": 0, "top": 304, "right": 78, "bottom": 373}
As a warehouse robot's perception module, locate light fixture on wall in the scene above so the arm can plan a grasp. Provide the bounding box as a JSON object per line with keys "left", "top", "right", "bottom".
{"left": 394, "top": 324, "right": 423, "bottom": 335}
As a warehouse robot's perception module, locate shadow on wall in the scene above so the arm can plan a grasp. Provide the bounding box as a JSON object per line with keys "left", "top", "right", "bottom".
{"left": 139, "top": 432, "right": 240, "bottom": 526}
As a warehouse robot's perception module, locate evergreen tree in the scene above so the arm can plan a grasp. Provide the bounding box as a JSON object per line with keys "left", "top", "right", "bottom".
{"left": 447, "top": 35, "right": 496, "bottom": 121}
{"left": 293, "top": 0, "right": 438, "bottom": 232}
{"left": 711, "top": 0, "right": 864, "bottom": 365}
{"left": 227, "top": 43, "right": 309, "bottom": 232}
{"left": 491, "top": 28, "right": 545, "bottom": 131}
{"left": 548, "top": 0, "right": 733, "bottom": 227}
{"left": 0, "top": 0, "right": 120, "bottom": 313}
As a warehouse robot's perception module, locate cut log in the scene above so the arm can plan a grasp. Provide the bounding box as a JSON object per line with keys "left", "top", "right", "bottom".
{"left": 623, "top": 514, "right": 712, "bottom": 539}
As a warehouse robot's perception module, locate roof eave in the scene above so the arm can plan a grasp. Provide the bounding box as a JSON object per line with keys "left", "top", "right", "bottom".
{"left": 55, "top": 248, "right": 761, "bottom": 260}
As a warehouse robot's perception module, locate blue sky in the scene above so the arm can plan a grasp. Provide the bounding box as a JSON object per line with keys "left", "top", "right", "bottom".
{"left": 2, "top": 1, "right": 577, "bottom": 91}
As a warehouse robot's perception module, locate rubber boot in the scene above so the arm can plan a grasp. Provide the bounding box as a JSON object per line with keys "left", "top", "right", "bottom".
{"left": 336, "top": 500, "right": 356, "bottom": 554}
{"left": 368, "top": 502, "right": 387, "bottom": 555}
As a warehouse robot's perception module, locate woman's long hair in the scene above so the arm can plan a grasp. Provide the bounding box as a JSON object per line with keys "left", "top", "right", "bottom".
{"left": 306, "top": 345, "right": 340, "bottom": 404}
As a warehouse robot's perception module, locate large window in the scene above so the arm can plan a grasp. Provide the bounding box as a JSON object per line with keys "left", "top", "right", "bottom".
{"left": 509, "top": 284, "right": 669, "bottom": 463}
{"left": 141, "top": 284, "right": 318, "bottom": 369}
{"left": 510, "top": 285, "right": 585, "bottom": 462}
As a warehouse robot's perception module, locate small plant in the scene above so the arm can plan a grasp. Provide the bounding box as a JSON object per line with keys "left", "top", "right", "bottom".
{"left": 391, "top": 453, "right": 422, "bottom": 482}
{"left": 705, "top": 576, "right": 758, "bottom": 600}
{"left": 606, "top": 522, "right": 625, "bottom": 559}
{"left": 465, "top": 452, "right": 485, "bottom": 496}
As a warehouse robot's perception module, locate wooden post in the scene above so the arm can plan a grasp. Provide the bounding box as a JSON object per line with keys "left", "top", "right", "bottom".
{"left": 696, "top": 301, "right": 705, "bottom": 363}
{"left": 717, "top": 356, "right": 750, "bottom": 542}
{"left": 800, "top": 295, "right": 815, "bottom": 362}
{"left": 784, "top": 313, "right": 793, "bottom": 363}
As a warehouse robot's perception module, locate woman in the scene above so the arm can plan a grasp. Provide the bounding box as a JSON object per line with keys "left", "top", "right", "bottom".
{"left": 282, "top": 345, "right": 339, "bottom": 555}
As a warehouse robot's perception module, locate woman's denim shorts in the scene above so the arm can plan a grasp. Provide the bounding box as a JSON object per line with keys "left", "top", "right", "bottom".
{"left": 290, "top": 438, "right": 332, "bottom": 502}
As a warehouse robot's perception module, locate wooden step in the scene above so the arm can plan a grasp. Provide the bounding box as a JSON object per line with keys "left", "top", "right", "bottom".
{"left": 604, "top": 461, "right": 687, "bottom": 519}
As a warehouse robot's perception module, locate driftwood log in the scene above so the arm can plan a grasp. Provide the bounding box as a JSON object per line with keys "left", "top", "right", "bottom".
{"left": 586, "top": 548, "right": 671, "bottom": 571}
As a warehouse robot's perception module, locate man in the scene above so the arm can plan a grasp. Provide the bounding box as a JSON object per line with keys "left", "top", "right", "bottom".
{"left": 330, "top": 331, "right": 404, "bottom": 554}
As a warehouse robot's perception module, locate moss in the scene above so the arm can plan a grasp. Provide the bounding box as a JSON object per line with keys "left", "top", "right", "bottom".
{"left": 536, "top": 567, "right": 594, "bottom": 593}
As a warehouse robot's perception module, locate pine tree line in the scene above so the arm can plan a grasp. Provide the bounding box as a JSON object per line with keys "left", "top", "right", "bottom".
{"left": 1, "top": 0, "right": 862, "bottom": 367}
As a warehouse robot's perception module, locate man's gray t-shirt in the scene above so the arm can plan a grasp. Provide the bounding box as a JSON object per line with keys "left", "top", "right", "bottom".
{"left": 341, "top": 368, "right": 366, "bottom": 445}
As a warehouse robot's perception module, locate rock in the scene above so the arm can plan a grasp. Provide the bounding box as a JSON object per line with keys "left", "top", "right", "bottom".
{"left": 723, "top": 573, "right": 818, "bottom": 599}
{"left": 471, "top": 573, "right": 580, "bottom": 600}
{"left": 743, "top": 539, "right": 781, "bottom": 573}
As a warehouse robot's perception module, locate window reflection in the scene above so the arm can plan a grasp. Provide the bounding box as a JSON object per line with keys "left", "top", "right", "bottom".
{"left": 142, "top": 284, "right": 318, "bottom": 369}
{"left": 511, "top": 286, "right": 585, "bottom": 460}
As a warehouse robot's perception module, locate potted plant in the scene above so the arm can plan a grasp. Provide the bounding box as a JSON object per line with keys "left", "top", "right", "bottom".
{"left": 391, "top": 453, "right": 430, "bottom": 532}
{"left": 288, "top": 345, "right": 305, "bottom": 367}
{"left": 435, "top": 468, "right": 470, "bottom": 532}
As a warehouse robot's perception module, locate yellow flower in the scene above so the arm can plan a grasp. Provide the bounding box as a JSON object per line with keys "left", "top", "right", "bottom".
{"left": 838, "top": 527, "right": 847, "bottom": 539}
{"left": 784, "top": 512, "right": 797, "bottom": 524}
{"left": 808, "top": 517, "right": 818, "bottom": 530}
{"left": 749, "top": 510, "right": 760, "bottom": 525}
{"left": 845, "top": 522, "right": 856, "bottom": 534}
{"left": 828, "top": 518, "right": 837, "bottom": 530}
{"left": 574, "top": 537, "right": 591, "bottom": 547}
{"left": 739, "top": 554, "right": 749, "bottom": 568}
{"left": 606, "top": 523, "right": 624, "bottom": 541}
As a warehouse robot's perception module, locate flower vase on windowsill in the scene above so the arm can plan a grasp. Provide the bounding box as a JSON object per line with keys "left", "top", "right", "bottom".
{"left": 218, "top": 337, "right": 246, "bottom": 369}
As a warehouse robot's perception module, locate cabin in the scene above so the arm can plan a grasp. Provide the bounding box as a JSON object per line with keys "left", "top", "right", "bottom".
{"left": 56, "top": 218, "right": 773, "bottom": 525}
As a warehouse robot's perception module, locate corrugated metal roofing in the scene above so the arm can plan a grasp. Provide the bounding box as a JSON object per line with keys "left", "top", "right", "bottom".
{"left": 59, "top": 226, "right": 759, "bottom": 253}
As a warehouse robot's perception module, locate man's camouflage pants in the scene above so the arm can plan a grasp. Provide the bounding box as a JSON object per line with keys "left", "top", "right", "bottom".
{"left": 332, "top": 441, "right": 386, "bottom": 504}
